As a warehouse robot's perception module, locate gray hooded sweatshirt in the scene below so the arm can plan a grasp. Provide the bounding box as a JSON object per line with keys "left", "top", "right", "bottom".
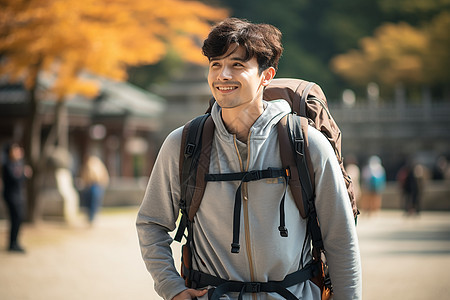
{"left": 136, "top": 100, "right": 362, "bottom": 300}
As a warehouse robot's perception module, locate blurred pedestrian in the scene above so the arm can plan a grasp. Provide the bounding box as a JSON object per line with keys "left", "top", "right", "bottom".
{"left": 361, "top": 155, "right": 386, "bottom": 216}
{"left": 345, "top": 154, "right": 362, "bottom": 204}
{"left": 398, "top": 162, "right": 424, "bottom": 216}
{"left": 433, "top": 156, "right": 450, "bottom": 180}
{"left": 80, "top": 155, "right": 109, "bottom": 225}
{"left": 1, "top": 143, "right": 32, "bottom": 253}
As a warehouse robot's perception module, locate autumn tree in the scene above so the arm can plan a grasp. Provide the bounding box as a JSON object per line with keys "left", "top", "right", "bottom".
{"left": 331, "top": 22, "right": 428, "bottom": 88}
{"left": 0, "top": 0, "right": 227, "bottom": 222}
{"left": 330, "top": 13, "right": 450, "bottom": 101}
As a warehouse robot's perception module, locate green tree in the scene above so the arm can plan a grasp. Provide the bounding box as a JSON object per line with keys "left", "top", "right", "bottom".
{"left": 210, "top": 0, "right": 386, "bottom": 98}
{"left": 424, "top": 12, "right": 450, "bottom": 88}
{"left": 207, "top": 0, "right": 449, "bottom": 99}
{"left": 378, "top": 0, "right": 450, "bottom": 25}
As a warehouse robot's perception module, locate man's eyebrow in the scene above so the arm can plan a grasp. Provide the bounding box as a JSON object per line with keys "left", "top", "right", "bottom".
{"left": 209, "top": 55, "right": 246, "bottom": 62}
{"left": 231, "top": 56, "right": 246, "bottom": 62}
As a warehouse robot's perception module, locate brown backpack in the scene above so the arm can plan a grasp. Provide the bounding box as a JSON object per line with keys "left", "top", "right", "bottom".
{"left": 263, "top": 78, "right": 357, "bottom": 216}
{"left": 174, "top": 78, "right": 357, "bottom": 299}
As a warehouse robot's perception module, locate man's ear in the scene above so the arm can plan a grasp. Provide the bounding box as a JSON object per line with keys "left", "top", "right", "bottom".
{"left": 261, "top": 67, "right": 276, "bottom": 87}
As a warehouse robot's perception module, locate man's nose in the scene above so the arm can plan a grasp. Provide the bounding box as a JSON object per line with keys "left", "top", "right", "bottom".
{"left": 217, "top": 65, "right": 232, "bottom": 80}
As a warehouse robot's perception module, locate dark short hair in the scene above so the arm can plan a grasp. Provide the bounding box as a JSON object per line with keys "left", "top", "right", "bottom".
{"left": 202, "top": 18, "right": 283, "bottom": 73}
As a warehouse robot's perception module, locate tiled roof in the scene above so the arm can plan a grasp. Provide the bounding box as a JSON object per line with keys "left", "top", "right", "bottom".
{"left": 0, "top": 76, "right": 166, "bottom": 119}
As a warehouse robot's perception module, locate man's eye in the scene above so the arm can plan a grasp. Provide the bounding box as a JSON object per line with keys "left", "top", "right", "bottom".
{"left": 233, "top": 63, "right": 244, "bottom": 67}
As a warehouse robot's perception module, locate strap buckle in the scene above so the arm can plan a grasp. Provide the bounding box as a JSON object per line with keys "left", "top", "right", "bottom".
{"left": 245, "top": 282, "right": 261, "bottom": 293}
{"left": 294, "top": 138, "right": 304, "bottom": 157}
{"left": 248, "top": 170, "right": 261, "bottom": 181}
{"left": 278, "top": 225, "right": 289, "bottom": 237}
{"left": 231, "top": 243, "right": 240, "bottom": 253}
{"left": 285, "top": 167, "right": 291, "bottom": 179}
{"left": 184, "top": 143, "right": 196, "bottom": 157}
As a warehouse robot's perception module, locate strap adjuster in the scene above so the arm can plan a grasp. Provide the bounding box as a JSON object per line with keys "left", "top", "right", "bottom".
{"left": 245, "top": 282, "right": 261, "bottom": 293}
{"left": 294, "top": 138, "right": 304, "bottom": 157}
{"left": 285, "top": 167, "right": 291, "bottom": 179}
{"left": 246, "top": 170, "right": 261, "bottom": 181}
{"left": 184, "top": 143, "right": 196, "bottom": 157}
{"left": 231, "top": 243, "right": 240, "bottom": 253}
{"left": 278, "top": 225, "right": 288, "bottom": 237}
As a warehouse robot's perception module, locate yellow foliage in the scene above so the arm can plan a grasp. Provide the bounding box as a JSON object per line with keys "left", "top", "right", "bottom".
{"left": 0, "top": 0, "right": 228, "bottom": 98}
{"left": 331, "top": 22, "right": 429, "bottom": 88}
{"left": 331, "top": 50, "right": 371, "bottom": 85}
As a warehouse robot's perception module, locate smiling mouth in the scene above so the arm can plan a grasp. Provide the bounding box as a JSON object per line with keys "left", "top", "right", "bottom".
{"left": 217, "top": 86, "right": 238, "bottom": 91}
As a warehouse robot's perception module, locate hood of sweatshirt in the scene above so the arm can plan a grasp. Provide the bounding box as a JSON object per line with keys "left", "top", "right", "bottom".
{"left": 210, "top": 99, "right": 292, "bottom": 144}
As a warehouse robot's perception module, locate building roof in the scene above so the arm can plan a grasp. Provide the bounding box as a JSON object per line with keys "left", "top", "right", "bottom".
{"left": 91, "top": 78, "right": 166, "bottom": 118}
{"left": 0, "top": 76, "right": 167, "bottom": 123}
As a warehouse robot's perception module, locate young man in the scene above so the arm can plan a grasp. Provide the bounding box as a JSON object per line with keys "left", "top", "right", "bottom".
{"left": 137, "top": 18, "right": 362, "bottom": 300}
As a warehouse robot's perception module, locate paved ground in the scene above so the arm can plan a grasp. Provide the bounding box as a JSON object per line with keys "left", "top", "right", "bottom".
{"left": 356, "top": 210, "right": 450, "bottom": 299}
{"left": 1, "top": 207, "right": 449, "bottom": 300}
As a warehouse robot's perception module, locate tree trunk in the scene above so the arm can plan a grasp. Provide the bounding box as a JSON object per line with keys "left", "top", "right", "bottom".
{"left": 28, "top": 98, "right": 69, "bottom": 223}
{"left": 41, "top": 99, "right": 68, "bottom": 158}
{"left": 24, "top": 66, "right": 43, "bottom": 223}
{"left": 55, "top": 99, "right": 68, "bottom": 149}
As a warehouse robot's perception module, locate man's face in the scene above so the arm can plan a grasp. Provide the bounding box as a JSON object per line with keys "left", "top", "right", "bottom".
{"left": 207, "top": 46, "right": 267, "bottom": 109}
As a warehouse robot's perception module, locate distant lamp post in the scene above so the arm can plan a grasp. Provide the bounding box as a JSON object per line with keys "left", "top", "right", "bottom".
{"left": 89, "top": 124, "right": 107, "bottom": 140}
{"left": 367, "top": 82, "right": 380, "bottom": 105}
{"left": 342, "top": 89, "right": 356, "bottom": 107}
{"left": 125, "top": 137, "right": 148, "bottom": 155}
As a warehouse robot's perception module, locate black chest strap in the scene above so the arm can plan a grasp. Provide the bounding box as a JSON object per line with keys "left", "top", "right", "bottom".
{"left": 205, "top": 168, "right": 290, "bottom": 254}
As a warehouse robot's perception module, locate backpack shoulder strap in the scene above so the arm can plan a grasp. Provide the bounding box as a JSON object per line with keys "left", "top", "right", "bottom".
{"left": 277, "top": 114, "right": 315, "bottom": 219}
{"left": 300, "top": 82, "right": 316, "bottom": 116}
{"left": 188, "top": 115, "right": 215, "bottom": 220}
{"left": 175, "top": 114, "right": 215, "bottom": 242}
{"left": 278, "top": 113, "right": 328, "bottom": 292}
{"left": 290, "top": 114, "right": 315, "bottom": 201}
{"left": 179, "top": 114, "right": 210, "bottom": 204}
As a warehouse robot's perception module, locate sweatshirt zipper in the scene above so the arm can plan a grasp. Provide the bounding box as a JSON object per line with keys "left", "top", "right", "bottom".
{"left": 233, "top": 134, "right": 257, "bottom": 300}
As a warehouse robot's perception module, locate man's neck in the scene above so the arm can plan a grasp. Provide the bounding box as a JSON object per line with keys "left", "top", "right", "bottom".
{"left": 221, "top": 99, "right": 265, "bottom": 142}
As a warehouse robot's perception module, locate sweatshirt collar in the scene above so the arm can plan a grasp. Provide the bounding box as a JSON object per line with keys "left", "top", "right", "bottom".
{"left": 211, "top": 99, "right": 291, "bottom": 142}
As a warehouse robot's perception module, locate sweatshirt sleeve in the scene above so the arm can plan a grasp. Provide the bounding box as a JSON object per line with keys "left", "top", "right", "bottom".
{"left": 307, "top": 126, "right": 362, "bottom": 300}
{"left": 136, "top": 127, "right": 188, "bottom": 300}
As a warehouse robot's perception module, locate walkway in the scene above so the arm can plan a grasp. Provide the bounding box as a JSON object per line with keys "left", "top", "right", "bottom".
{"left": 1, "top": 208, "right": 449, "bottom": 299}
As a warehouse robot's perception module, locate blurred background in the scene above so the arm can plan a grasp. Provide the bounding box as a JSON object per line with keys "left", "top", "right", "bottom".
{"left": 0, "top": 0, "right": 449, "bottom": 299}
